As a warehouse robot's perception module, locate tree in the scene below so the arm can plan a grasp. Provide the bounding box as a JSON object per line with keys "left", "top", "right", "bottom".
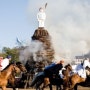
{"left": 2, "top": 47, "right": 19, "bottom": 62}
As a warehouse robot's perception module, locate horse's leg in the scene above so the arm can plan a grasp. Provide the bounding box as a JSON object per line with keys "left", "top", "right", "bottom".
{"left": 12, "top": 82, "right": 16, "bottom": 90}
{"left": 74, "top": 84, "right": 78, "bottom": 90}
{"left": 41, "top": 83, "right": 49, "bottom": 90}
{"left": 57, "top": 85, "right": 62, "bottom": 90}
{"left": 69, "top": 84, "right": 75, "bottom": 90}
{"left": 12, "top": 80, "right": 16, "bottom": 90}
{"left": 48, "top": 84, "right": 52, "bottom": 90}
{"left": 35, "top": 77, "right": 44, "bottom": 90}
{"left": 36, "top": 87, "right": 41, "bottom": 90}
{"left": 24, "top": 73, "right": 30, "bottom": 88}
{"left": 8, "top": 74, "right": 16, "bottom": 90}
{"left": 56, "top": 85, "right": 60, "bottom": 90}
{"left": 9, "top": 78, "right": 16, "bottom": 90}
{"left": 2, "top": 86, "right": 6, "bottom": 90}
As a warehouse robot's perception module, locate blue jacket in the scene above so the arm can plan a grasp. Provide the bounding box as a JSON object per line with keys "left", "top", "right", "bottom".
{"left": 44, "top": 63, "right": 63, "bottom": 77}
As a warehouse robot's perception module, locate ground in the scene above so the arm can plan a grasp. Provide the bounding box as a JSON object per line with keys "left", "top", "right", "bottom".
{"left": 1, "top": 86, "right": 89, "bottom": 90}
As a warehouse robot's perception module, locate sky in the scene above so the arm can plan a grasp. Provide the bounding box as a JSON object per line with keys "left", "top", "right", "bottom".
{"left": 0, "top": 0, "right": 34, "bottom": 50}
{"left": 0, "top": 0, "right": 90, "bottom": 59}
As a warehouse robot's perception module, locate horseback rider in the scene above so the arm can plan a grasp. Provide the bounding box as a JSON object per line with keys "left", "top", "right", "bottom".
{"left": 71, "top": 58, "right": 90, "bottom": 80}
{"left": 44, "top": 60, "right": 64, "bottom": 78}
{"left": 67, "top": 59, "right": 90, "bottom": 90}
{"left": 30, "top": 60, "right": 64, "bottom": 87}
{"left": 0, "top": 55, "right": 12, "bottom": 70}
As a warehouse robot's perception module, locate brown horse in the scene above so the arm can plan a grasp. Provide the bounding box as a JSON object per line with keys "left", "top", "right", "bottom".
{"left": 61, "top": 64, "right": 86, "bottom": 90}
{"left": 8, "top": 62, "right": 27, "bottom": 90}
{"left": 0, "top": 64, "right": 20, "bottom": 90}
{"left": 62, "top": 64, "right": 86, "bottom": 90}
{"left": 16, "top": 62, "right": 27, "bottom": 72}
{"left": 72, "top": 67, "right": 90, "bottom": 90}
{"left": 69, "top": 74, "right": 86, "bottom": 90}
{"left": 62, "top": 64, "right": 73, "bottom": 90}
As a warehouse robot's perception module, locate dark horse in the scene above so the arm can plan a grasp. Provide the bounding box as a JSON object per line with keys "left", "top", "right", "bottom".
{"left": 8, "top": 62, "right": 27, "bottom": 90}
{"left": 30, "top": 64, "right": 72, "bottom": 90}
{"left": 24, "top": 60, "right": 45, "bottom": 89}
{"left": 45, "top": 64, "right": 73, "bottom": 90}
{"left": 0, "top": 64, "right": 20, "bottom": 90}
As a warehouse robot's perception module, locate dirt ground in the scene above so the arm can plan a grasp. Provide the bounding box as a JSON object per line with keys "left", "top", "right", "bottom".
{"left": 1, "top": 86, "right": 89, "bottom": 90}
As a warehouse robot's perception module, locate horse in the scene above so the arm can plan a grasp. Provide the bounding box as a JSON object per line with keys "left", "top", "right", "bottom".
{"left": 34, "top": 64, "right": 72, "bottom": 90}
{"left": 24, "top": 60, "right": 45, "bottom": 89}
{"left": 8, "top": 62, "right": 27, "bottom": 90}
{"left": 61, "top": 64, "right": 73, "bottom": 90}
{"left": 72, "top": 66, "right": 90, "bottom": 90}
{"left": 43, "top": 64, "right": 73, "bottom": 90}
{"left": 0, "top": 63, "right": 20, "bottom": 90}
{"left": 67, "top": 64, "right": 87, "bottom": 90}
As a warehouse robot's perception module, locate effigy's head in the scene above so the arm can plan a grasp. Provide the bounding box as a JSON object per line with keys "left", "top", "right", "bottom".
{"left": 39, "top": 7, "right": 44, "bottom": 12}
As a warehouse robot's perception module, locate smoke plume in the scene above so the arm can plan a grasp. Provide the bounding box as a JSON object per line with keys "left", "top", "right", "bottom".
{"left": 27, "top": 0, "right": 90, "bottom": 63}
{"left": 19, "top": 40, "right": 46, "bottom": 64}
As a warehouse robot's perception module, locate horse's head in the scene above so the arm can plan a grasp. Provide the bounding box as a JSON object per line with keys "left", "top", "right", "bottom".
{"left": 16, "top": 62, "right": 27, "bottom": 73}
{"left": 10, "top": 64, "right": 21, "bottom": 73}
{"left": 65, "top": 64, "right": 72, "bottom": 72}
{"left": 62, "top": 64, "right": 73, "bottom": 76}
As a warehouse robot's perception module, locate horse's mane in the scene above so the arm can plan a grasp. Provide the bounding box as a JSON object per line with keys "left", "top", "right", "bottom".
{"left": 64, "top": 64, "right": 71, "bottom": 69}
{"left": 16, "top": 61, "right": 22, "bottom": 65}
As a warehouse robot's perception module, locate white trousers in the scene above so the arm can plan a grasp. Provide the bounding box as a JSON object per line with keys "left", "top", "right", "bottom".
{"left": 38, "top": 20, "right": 45, "bottom": 27}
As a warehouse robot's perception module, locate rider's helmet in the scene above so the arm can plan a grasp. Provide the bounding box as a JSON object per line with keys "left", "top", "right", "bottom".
{"left": 6, "top": 55, "right": 12, "bottom": 59}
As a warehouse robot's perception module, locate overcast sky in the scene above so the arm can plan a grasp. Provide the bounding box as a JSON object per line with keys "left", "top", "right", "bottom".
{"left": 0, "top": 0, "right": 90, "bottom": 59}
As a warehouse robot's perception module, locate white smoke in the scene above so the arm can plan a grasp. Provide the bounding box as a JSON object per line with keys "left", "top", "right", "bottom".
{"left": 27, "top": 0, "right": 90, "bottom": 63}
{"left": 19, "top": 40, "right": 46, "bottom": 64}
